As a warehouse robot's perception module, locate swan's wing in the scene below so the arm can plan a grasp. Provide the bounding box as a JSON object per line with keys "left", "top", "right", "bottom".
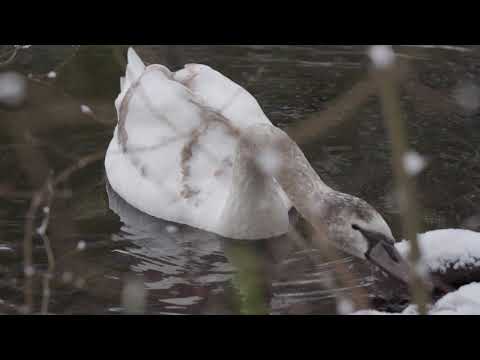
{"left": 172, "top": 63, "right": 292, "bottom": 209}
{"left": 173, "top": 64, "right": 272, "bottom": 130}
{"left": 116, "top": 48, "right": 172, "bottom": 114}
{"left": 108, "top": 62, "right": 240, "bottom": 232}
{"left": 117, "top": 48, "right": 271, "bottom": 132}
{"left": 107, "top": 48, "right": 292, "bottom": 234}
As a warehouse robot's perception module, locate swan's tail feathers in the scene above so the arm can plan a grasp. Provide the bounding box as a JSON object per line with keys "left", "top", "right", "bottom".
{"left": 125, "top": 47, "right": 146, "bottom": 87}
{"left": 128, "top": 47, "right": 146, "bottom": 72}
{"left": 115, "top": 48, "right": 146, "bottom": 115}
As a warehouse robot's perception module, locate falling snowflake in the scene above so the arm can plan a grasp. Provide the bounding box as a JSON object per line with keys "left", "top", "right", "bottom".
{"left": 368, "top": 46, "right": 396, "bottom": 69}
{"left": 0, "top": 72, "right": 27, "bottom": 107}
{"left": 403, "top": 151, "right": 427, "bottom": 176}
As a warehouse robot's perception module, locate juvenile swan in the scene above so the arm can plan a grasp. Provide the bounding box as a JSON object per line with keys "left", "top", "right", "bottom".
{"left": 105, "top": 48, "right": 408, "bottom": 274}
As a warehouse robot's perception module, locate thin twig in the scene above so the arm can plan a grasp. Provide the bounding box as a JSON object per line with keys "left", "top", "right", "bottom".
{"left": 38, "top": 178, "right": 55, "bottom": 315}
{"left": 0, "top": 47, "right": 19, "bottom": 68}
{"left": 374, "top": 63, "right": 429, "bottom": 315}
{"left": 53, "top": 151, "right": 106, "bottom": 187}
{"left": 21, "top": 149, "right": 105, "bottom": 314}
{"left": 23, "top": 189, "right": 43, "bottom": 313}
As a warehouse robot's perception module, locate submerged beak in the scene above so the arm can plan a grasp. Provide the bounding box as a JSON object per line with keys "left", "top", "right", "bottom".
{"left": 352, "top": 225, "right": 411, "bottom": 285}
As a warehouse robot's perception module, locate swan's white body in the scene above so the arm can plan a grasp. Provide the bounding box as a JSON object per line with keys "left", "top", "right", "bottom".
{"left": 106, "top": 48, "right": 292, "bottom": 239}
{"left": 105, "top": 48, "right": 395, "bottom": 260}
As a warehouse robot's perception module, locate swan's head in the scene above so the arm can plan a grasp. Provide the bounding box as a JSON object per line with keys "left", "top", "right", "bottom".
{"left": 239, "top": 124, "right": 411, "bottom": 283}
{"left": 317, "top": 192, "right": 410, "bottom": 283}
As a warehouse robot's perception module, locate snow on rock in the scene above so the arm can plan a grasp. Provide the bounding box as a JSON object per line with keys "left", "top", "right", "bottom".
{"left": 395, "top": 229, "right": 480, "bottom": 273}
{"left": 396, "top": 283, "right": 480, "bottom": 315}
{"left": 352, "top": 305, "right": 424, "bottom": 316}
{"left": 351, "top": 230, "right": 480, "bottom": 315}
{"left": 351, "top": 288, "right": 480, "bottom": 315}
{"left": 430, "top": 282, "right": 480, "bottom": 315}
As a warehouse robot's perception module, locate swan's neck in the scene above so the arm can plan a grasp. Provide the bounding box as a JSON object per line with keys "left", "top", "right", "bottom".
{"left": 217, "top": 138, "right": 290, "bottom": 240}
{"left": 273, "top": 133, "right": 333, "bottom": 222}
{"left": 218, "top": 124, "right": 334, "bottom": 240}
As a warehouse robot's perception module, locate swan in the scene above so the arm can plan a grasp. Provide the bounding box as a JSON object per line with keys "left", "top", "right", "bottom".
{"left": 105, "top": 48, "right": 410, "bottom": 279}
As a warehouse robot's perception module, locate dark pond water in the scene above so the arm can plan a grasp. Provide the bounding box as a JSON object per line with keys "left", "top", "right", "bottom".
{"left": 1, "top": 45, "right": 480, "bottom": 314}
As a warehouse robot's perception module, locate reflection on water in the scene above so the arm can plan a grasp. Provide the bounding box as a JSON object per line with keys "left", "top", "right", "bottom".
{"left": 107, "top": 182, "right": 375, "bottom": 315}
{"left": 1, "top": 45, "right": 480, "bottom": 314}
{"left": 108, "top": 181, "right": 234, "bottom": 314}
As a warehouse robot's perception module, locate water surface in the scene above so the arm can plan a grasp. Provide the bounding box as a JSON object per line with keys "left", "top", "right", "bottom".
{"left": 1, "top": 45, "right": 479, "bottom": 314}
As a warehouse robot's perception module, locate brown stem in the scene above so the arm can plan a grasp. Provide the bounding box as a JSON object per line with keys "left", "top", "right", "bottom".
{"left": 374, "top": 65, "right": 429, "bottom": 315}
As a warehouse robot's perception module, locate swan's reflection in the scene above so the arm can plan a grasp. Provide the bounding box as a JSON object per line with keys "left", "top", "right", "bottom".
{"left": 107, "top": 181, "right": 239, "bottom": 313}
{"left": 107, "top": 182, "right": 377, "bottom": 315}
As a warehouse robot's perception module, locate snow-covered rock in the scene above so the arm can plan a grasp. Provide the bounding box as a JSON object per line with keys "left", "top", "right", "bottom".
{"left": 353, "top": 229, "right": 480, "bottom": 315}
{"left": 395, "top": 229, "right": 480, "bottom": 273}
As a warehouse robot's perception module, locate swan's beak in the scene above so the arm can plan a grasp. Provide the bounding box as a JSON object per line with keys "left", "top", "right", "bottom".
{"left": 353, "top": 225, "right": 411, "bottom": 285}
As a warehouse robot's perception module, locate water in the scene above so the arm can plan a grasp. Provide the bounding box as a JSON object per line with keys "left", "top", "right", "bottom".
{"left": 0, "top": 45, "right": 479, "bottom": 314}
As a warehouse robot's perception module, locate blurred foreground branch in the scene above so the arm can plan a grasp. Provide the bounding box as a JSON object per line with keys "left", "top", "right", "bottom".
{"left": 288, "top": 61, "right": 410, "bottom": 145}
{"left": 289, "top": 225, "right": 370, "bottom": 312}
{"left": 21, "top": 151, "right": 104, "bottom": 313}
{"left": 372, "top": 51, "right": 429, "bottom": 315}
